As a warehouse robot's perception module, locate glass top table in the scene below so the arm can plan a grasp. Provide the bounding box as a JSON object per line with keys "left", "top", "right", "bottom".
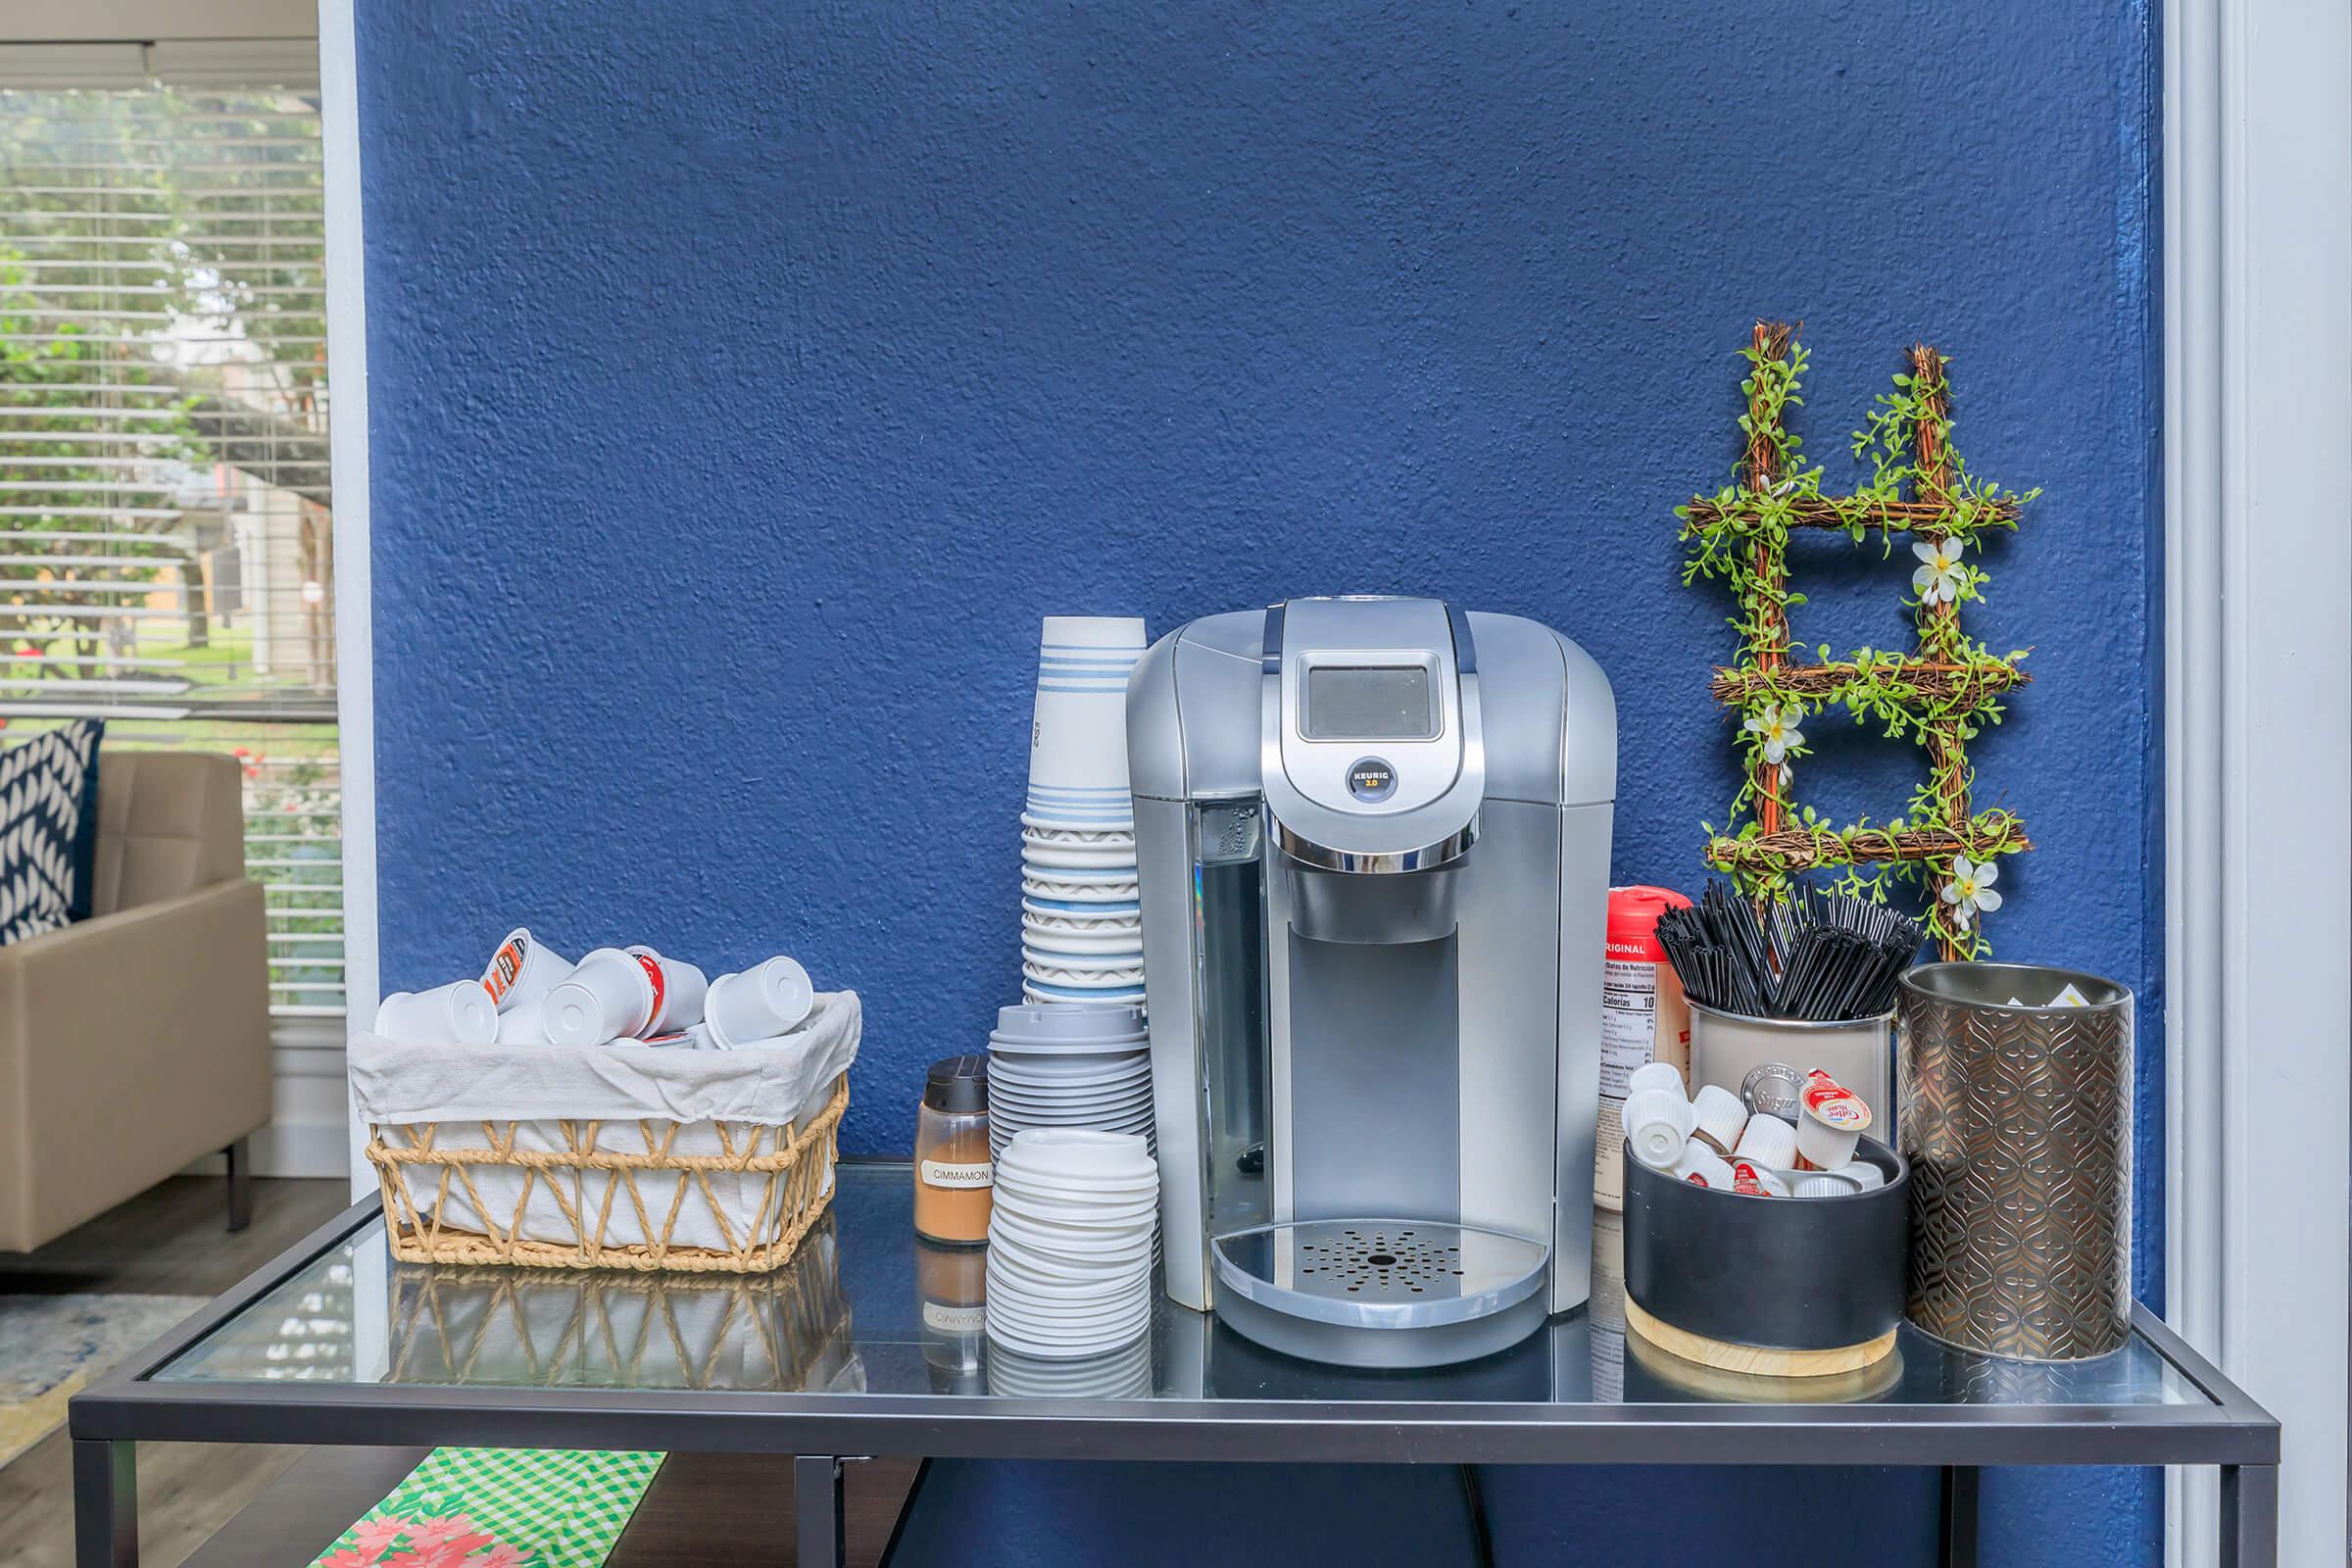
{"left": 71, "top": 1163, "right": 2278, "bottom": 1567}
{"left": 153, "top": 1163, "right": 2213, "bottom": 1410}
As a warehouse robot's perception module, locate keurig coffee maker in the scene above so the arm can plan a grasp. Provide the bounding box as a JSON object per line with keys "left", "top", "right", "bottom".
{"left": 1127, "top": 597, "right": 1616, "bottom": 1367}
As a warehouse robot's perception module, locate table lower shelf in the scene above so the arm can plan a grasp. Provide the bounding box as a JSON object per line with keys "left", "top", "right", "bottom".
{"left": 176, "top": 1446, "right": 925, "bottom": 1568}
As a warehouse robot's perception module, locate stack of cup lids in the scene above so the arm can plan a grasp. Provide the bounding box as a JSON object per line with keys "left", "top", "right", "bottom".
{"left": 987, "top": 1001, "right": 1158, "bottom": 1261}
{"left": 985, "top": 1002, "right": 1155, "bottom": 1159}
{"left": 985, "top": 1130, "right": 1159, "bottom": 1360}
{"left": 1619, "top": 1062, "right": 1882, "bottom": 1199}
{"left": 1021, "top": 616, "right": 1147, "bottom": 1005}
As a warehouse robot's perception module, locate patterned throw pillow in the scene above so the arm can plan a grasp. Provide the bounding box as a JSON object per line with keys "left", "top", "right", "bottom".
{"left": 0, "top": 718, "right": 103, "bottom": 947}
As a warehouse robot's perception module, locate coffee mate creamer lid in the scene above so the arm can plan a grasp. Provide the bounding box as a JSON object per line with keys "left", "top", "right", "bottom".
{"left": 1800, "top": 1069, "right": 1872, "bottom": 1135}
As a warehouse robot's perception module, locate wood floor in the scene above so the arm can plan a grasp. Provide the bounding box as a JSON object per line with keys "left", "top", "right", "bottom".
{"left": 0, "top": 1174, "right": 352, "bottom": 1568}
{"left": 0, "top": 1175, "right": 921, "bottom": 1568}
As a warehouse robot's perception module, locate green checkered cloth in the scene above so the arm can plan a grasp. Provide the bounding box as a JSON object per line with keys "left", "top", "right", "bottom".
{"left": 307, "top": 1447, "right": 663, "bottom": 1568}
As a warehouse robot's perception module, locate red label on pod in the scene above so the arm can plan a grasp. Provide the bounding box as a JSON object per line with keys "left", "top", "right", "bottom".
{"left": 632, "top": 951, "right": 667, "bottom": 1034}
{"left": 484, "top": 935, "right": 528, "bottom": 1003}
{"left": 1730, "top": 1159, "right": 1775, "bottom": 1197}
{"left": 1684, "top": 1170, "right": 1711, "bottom": 1188}
{"left": 1801, "top": 1069, "right": 1872, "bottom": 1133}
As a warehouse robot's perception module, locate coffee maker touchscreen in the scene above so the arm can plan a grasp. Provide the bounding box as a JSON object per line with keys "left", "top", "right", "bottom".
{"left": 1303, "top": 664, "right": 1434, "bottom": 740}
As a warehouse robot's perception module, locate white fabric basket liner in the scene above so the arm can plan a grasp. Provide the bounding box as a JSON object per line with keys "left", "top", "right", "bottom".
{"left": 351, "top": 992, "right": 859, "bottom": 1253}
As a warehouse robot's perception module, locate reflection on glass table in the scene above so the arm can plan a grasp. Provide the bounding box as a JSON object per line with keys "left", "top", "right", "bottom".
{"left": 157, "top": 1164, "right": 2206, "bottom": 1411}
{"left": 384, "top": 1230, "right": 861, "bottom": 1394}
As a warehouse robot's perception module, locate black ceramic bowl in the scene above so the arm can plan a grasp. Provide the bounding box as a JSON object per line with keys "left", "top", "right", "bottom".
{"left": 1622, "top": 1136, "right": 1910, "bottom": 1352}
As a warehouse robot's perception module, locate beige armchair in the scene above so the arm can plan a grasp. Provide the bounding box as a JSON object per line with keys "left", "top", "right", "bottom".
{"left": 0, "top": 750, "right": 270, "bottom": 1252}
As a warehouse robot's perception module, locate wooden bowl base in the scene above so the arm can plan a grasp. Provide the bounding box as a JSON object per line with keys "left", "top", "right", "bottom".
{"left": 1625, "top": 1298, "right": 1897, "bottom": 1378}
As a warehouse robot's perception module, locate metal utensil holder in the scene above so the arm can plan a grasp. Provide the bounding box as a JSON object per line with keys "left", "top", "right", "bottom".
{"left": 1896, "top": 961, "right": 2133, "bottom": 1360}
{"left": 1687, "top": 1002, "right": 1894, "bottom": 1121}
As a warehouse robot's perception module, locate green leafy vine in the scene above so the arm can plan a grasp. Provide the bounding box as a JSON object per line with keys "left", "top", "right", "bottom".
{"left": 1676, "top": 329, "right": 2041, "bottom": 959}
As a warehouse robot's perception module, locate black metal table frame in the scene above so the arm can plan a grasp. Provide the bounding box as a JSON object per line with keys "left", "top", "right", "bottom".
{"left": 70, "top": 1199, "right": 2279, "bottom": 1568}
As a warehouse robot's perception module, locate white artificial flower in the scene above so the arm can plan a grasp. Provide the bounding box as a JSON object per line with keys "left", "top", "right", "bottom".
{"left": 1912, "top": 536, "right": 1967, "bottom": 605}
{"left": 1777, "top": 761, "right": 1793, "bottom": 793}
{"left": 1743, "top": 702, "right": 1805, "bottom": 765}
{"left": 1939, "top": 855, "right": 2003, "bottom": 930}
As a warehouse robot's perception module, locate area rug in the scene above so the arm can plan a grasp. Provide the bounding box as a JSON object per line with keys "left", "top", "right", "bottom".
{"left": 0, "top": 1293, "right": 204, "bottom": 1466}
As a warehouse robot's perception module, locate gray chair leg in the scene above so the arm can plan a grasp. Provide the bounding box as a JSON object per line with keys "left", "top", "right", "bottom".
{"left": 225, "top": 1136, "right": 252, "bottom": 1233}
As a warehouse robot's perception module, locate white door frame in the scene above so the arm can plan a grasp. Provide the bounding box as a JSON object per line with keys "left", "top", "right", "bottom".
{"left": 2164, "top": 1, "right": 2352, "bottom": 1563}
{"left": 316, "top": 0, "right": 380, "bottom": 1198}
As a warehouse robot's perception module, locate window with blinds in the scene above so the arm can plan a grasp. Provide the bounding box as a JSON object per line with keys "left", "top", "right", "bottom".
{"left": 0, "top": 87, "right": 342, "bottom": 1035}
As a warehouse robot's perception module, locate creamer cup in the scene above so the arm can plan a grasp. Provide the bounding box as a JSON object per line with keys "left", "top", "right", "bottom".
{"left": 481, "top": 927, "right": 573, "bottom": 1011}
{"left": 1796, "top": 1069, "right": 1871, "bottom": 1169}
{"left": 1624, "top": 1060, "right": 1687, "bottom": 1103}
{"left": 1729, "top": 1159, "right": 1789, "bottom": 1198}
{"left": 1690, "top": 1084, "right": 1748, "bottom": 1156}
{"left": 1793, "top": 1170, "right": 1866, "bottom": 1198}
{"left": 1838, "top": 1159, "right": 1886, "bottom": 1192}
{"left": 1669, "top": 1144, "right": 1737, "bottom": 1190}
{"left": 375, "top": 980, "right": 497, "bottom": 1045}
{"left": 1621, "top": 1088, "right": 1695, "bottom": 1170}
{"left": 1733, "top": 1111, "right": 1797, "bottom": 1169}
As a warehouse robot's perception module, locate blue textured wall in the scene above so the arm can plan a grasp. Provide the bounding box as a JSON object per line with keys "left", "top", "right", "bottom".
{"left": 355, "top": 1, "right": 2162, "bottom": 1562}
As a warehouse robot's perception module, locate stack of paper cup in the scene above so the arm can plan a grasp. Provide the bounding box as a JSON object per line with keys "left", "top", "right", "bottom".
{"left": 1021, "top": 615, "right": 1147, "bottom": 1005}
{"left": 986, "top": 1131, "right": 1158, "bottom": 1360}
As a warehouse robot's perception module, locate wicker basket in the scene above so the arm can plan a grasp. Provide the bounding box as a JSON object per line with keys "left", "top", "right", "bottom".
{"left": 368, "top": 1074, "right": 847, "bottom": 1274}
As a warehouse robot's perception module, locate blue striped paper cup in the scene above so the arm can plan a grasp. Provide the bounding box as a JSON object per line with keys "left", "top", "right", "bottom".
{"left": 1029, "top": 616, "right": 1147, "bottom": 802}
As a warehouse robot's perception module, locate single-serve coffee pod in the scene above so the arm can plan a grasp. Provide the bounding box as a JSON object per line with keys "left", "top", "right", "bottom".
{"left": 481, "top": 927, "right": 573, "bottom": 1011}
{"left": 494, "top": 997, "right": 547, "bottom": 1046}
{"left": 1690, "top": 1084, "right": 1748, "bottom": 1155}
{"left": 1838, "top": 1159, "right": 1886, "bottom": 1192}
{"left": 625, "top": 946, "right": 709, "bottom": 1032}
{"left": 543, "top": 948, "right": 658, "bottom": 1047}
{"left": 1740, "top": 1061, "right": 1803, "bottom": 1122}
{"left": 1621, "top": 1089, "right": 1695, "bottom": 1170}
{"left": 1625, "top": 1060, "right": 1687, "bottom": 1102}
{"left": 1670, "top": 1143, "right": 1737, "bottom": 1190}
{"left": 375, "top": 980, "right": 497, "bottom": 1045}
{"left": 1733, "top": 1110, "right": 1797, "bottom": 1168}
{"left": 1796, "top": 1069, "right": 1872, "bottom": 1170}
{"left": 1793, "top": 1169, "right": 1866, "bottom": 1198}
{"left": 1728, "top": 1158, "right": 1789, "bottom": 1198}
{"left": 704, "top": 956, "right": 816, "bottom": 1048}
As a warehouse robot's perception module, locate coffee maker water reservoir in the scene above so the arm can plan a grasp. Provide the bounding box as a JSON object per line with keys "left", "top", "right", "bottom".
{"left": 1128, "top": 598, "right": 1616, "bottom": 1367}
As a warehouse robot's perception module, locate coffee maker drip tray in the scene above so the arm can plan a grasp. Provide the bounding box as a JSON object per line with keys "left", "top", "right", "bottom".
{"left": 1208, "top": 1218, "right": 1551, "bottom": 1369}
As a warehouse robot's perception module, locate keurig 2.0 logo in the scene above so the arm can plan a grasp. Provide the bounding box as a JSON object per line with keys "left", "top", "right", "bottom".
{"left": 1347, "top": 758, "right": 1397, "bottom": 802}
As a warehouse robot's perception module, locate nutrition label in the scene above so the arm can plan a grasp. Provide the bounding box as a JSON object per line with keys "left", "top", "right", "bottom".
{"left": 1600, "top": 957, "right": 1663, "bottom": 1098}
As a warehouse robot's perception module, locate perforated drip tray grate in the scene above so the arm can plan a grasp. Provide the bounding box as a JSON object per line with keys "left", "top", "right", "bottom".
{"left": 1296, "top": 1225, "right": 1462, "bottom": 1298}
{"left": 1208, "top": 1217, "right": 1551, "bottom": 1370}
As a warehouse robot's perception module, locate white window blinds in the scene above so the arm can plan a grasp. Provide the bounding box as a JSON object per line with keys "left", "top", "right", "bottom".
{"left": 0, "top": 87, "right": 342, "bottom": 1028}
